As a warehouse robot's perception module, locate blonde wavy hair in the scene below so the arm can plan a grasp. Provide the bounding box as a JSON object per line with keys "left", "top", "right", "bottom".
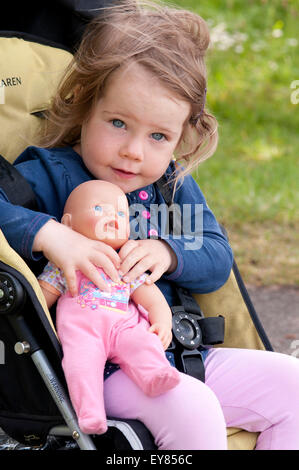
{"left": 39, "top": 0, "right": 218, "bottom": 183}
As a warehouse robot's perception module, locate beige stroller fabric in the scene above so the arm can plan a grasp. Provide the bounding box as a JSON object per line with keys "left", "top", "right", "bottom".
{"left": 0, "top": 37, "right": 72, "bottom": 162}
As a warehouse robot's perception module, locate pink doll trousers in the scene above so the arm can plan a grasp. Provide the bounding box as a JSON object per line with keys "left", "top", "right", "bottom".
{"left": 56, "top": 297, "right": 179, "bottom": 434}
{"left": 104, "top": 347, "right": 299, "bottom": 450}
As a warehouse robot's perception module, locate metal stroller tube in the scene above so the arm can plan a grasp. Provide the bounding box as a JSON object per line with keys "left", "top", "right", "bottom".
{"left": 0, "top": 271, "right": 96, "bottom": 450}
{"left": 29, "top": 349, "right": 96, "bottom": 450}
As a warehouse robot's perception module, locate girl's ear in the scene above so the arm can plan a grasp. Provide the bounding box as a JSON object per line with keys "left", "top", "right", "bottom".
{"left": 61, "top": 213, "right": 72, "bottom": 227}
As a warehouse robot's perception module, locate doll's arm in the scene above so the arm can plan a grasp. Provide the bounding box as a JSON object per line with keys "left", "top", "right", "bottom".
{"left": 131, "top": 283, "right": 172, "bottom": 349}
{"left": 38, "top": 280, "right": 61, "bottom": 309}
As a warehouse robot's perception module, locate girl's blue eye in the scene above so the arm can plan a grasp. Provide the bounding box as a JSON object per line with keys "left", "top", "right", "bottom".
{"left": 151, "top": 132, "right": 165, "bottom": 141}
{"left": 94, "top": 205, "right": 103, "bottom": 213}
{"left": 112, "top": 119, "right": 125, "bottom": 129}
{"left": 117, "top": 211, "right": 125, "bottom": 217}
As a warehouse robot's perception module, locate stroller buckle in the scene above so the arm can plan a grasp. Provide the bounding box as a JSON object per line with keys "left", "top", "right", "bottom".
{"left": 171, "top": 306, "right": 202, "bottom": 350}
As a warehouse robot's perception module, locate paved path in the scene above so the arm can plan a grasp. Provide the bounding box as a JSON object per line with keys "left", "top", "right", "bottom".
{"left": 247, "top": 285, "right": 299, "bottom": 356}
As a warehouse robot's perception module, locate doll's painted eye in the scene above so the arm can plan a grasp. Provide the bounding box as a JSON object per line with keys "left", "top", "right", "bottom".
{"left": 117, "top": 211, "right": 125, "bottom": 217}
{"left": 94, "top": 205, "right": 103, "bottom": 214}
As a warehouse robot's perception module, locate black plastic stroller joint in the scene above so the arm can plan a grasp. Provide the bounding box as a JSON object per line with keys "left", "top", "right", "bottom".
{"left": 171, "top": 306, "right": 203, "bottom": 350}
{"left": 172, "top": 287, "right": 225, "bottom": 349}
{"left": 171, "top": 306, "right": 226, "bottom": 350}
{"left": 0, "top": 271, "right": 26, "bottom": 315}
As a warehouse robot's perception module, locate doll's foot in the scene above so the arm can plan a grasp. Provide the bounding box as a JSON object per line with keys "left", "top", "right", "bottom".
{"left": 145, "top": 367, "right": 180, "bottom": 397}
{"left": 78, "top": 415, "right": 108, "bottom": 435}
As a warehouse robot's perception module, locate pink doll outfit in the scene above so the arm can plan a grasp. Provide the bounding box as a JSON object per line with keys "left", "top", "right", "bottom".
{"left": 38, "top": 262, "right": 180, "bottom": 434}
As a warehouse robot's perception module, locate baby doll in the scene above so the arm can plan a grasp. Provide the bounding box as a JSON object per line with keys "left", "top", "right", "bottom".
{"left": 38, "top": 180, "right": 180, "bottom": 435}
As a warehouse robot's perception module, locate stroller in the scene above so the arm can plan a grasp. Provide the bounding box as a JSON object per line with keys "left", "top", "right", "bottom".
{"left": 0, "top": 0, "right": 273, "bottom": 451}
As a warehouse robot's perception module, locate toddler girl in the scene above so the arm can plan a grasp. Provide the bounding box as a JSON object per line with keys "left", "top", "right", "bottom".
{"left": 1, "top": 0, "right": 299, "bottom": 450}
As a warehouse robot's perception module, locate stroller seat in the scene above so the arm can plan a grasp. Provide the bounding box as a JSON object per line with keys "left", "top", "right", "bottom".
{"left": 0, "top": 0, "right": 272, "bottom": 451}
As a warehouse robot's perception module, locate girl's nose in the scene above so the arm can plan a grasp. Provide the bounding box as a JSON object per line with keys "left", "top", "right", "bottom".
{"left": 119, "top": 137, "right": 144, "bottom": 161}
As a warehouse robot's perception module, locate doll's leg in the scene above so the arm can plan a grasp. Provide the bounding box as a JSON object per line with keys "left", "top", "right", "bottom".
{"left": 57, "top": 318, "right": 108, "bottom": 434}
{"left": 204, "top": 347, "right": 299, "bottom": 450}
{"left": 104, "top": 369, "right": 227, "bottom": 450}
{"left": 111, "top": 321, "right": 180, "bottom": 397}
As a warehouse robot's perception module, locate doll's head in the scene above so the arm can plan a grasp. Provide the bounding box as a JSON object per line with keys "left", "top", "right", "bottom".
{"left": 61, "top": 180, "right": 130, "bottom": 250}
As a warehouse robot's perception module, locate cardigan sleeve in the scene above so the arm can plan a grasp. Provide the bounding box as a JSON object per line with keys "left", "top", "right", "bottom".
{"left": 0, "top": 146, "right": 72, "bottom": 260}
{"left": 0, "top": 190, "right": 53, "bottom": 260}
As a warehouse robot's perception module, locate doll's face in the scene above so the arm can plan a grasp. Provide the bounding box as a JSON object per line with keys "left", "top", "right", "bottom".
{"left": 62, "top": 180, "right": 130, "bottom": 250}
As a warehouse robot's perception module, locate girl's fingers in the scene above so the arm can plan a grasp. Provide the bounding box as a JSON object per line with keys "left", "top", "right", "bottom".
{"left": 63, "top": 267, "right": 79, "bottom": 297}
{"left": 81, "top": 262, "right": 112, "bottom": 292}
{"left": 122, "top": 255, "right": 153, "bottom": 283}
{"left": 96, "top": 241, "right": 121, "bottom": 268}
{"left": 119, "top": 240, "right": 170, "bottom": 282}
{"left": 118, "top": 240, "right": 138, "bottom": 261}
{"left": 93, "top": 252, "right": 121, "bottom": 284}
{"left": 64, "top": 255, "right": 120, "bottom": 295}
{"left": 126, "top": 260, "right": 165, "bottom": 284}
{"left": 119, "top": 245, "right": 146, "bottom": 276}
{"left": 144, "top": 265, "right": 165, "bottom": 284}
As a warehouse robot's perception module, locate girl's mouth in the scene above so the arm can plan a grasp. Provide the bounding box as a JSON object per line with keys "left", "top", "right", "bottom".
{"left": 112, "top": 168, "right": 137, "bottom": 179}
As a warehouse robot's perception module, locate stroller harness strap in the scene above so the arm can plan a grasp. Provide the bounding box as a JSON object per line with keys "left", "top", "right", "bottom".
{"left": 0, "top": 153, "right": 38, "bottom": 211}
{"left": 156, "top": 169, "right": 226, "bottom": 382}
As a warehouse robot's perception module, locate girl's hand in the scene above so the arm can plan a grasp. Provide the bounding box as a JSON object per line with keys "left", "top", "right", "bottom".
{"left": 118, "top": 239, "right": 177, "bottom": 284}
{"left": 148, "top": 322, "right": 173, "bottom": 350}
{"left": 33, "top": 219, "right": 121, "bottom": 296}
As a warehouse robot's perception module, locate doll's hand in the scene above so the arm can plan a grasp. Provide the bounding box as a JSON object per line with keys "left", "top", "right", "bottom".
{"left": 148, "top": 322, "right": 173, "bottom": 350}
{"left": 118, "top": 239, "right": 177, "bottom": 284}
{"left": 34, "top": 220, "right": 121, "bottom": 296}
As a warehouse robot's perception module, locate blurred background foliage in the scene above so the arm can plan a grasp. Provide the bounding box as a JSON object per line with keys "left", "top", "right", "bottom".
{"left": 172, "top": 0, "right": 299, "bottom": 285}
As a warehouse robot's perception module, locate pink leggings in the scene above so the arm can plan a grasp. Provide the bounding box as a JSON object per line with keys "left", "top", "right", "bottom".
{"left": 103, "top": 348, "right": 299, "bottom": 450}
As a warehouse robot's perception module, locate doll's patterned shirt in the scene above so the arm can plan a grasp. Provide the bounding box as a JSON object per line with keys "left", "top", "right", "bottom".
{"left": 38, "top": 261, "right": 148, "bottom": 314}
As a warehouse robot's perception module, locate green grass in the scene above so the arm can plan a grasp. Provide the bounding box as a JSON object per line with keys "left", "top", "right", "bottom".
{"left": 171, "top": 0, "right": 299, "bottom": 227}
{"left": 170, "top": 0, "right": 299, "bottom": 285}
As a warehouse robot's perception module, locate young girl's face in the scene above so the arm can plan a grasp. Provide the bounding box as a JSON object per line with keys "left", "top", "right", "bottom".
{"left": 74, "top": 63, "right": 191, "bottom": 194}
